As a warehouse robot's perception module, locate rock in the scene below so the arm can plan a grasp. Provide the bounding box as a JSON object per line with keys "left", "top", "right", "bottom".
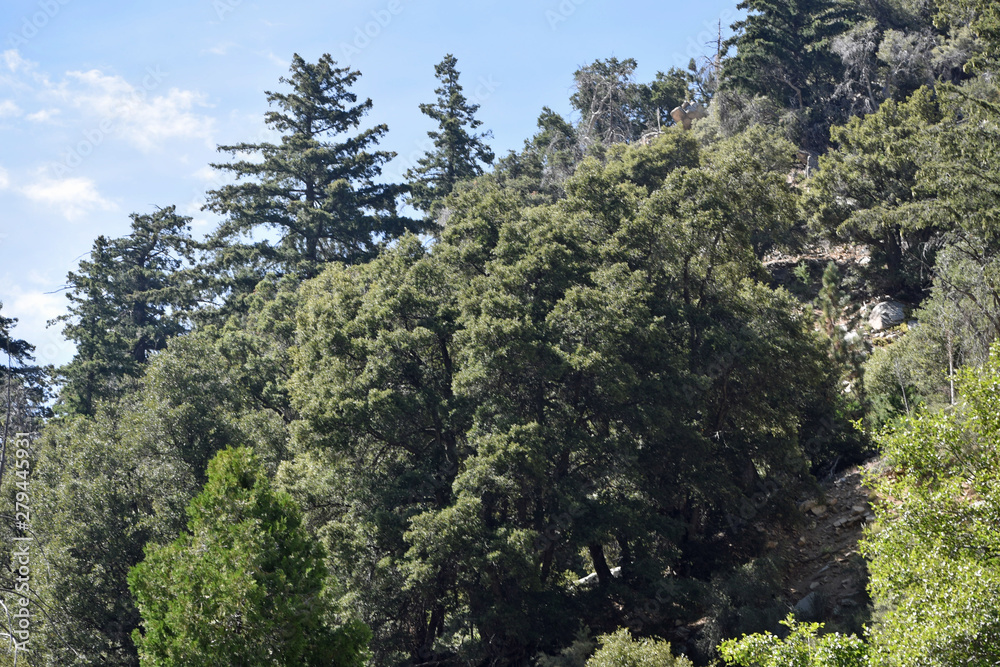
{"left": 669, "top": 100, "right": 708, "bottom": 130}
{"left": 799, "top": 499, "right": 818, "bottom": 513}
{"left": 810, "top": 581, "right": 821, "bottom": 590}
{"left": 851, "top": 504, "right": 867, "bottom": 514}
{"left": 870, "top": 301, "right": 906, "bottom": 331}
{"left": 810, "top": 505, "right": 828, "bottom": 516}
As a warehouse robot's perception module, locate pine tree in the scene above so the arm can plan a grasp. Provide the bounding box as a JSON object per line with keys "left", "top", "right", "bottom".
{"left": 571, "top": 57, "right": 651, "bottom": 145}
{"left": 722, "top": 0, "right": 859, "bottom": 109}
{"left": 0, "top": 303, "right": 44, "bottom": 394}
{"left": 129, "top": 447, "right": 370, "bottom": 666}
{"left": 205, "top": 53, "right": 415, "bottom": 288}
{"left": 54, "top": 206, "right": 195, "bottom": 415}
{"left": 406, "top": 54, "right": 494, "bottom": 218}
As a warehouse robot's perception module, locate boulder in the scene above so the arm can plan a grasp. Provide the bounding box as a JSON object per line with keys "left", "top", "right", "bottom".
{"left": 794, "top": 591, "right": 820, "bottom": 619}
{"left": 870, "top": 301, "right": 905, "bottom": 331}
{"left": 669, "top": 100, "right": 708, "bottom": 130}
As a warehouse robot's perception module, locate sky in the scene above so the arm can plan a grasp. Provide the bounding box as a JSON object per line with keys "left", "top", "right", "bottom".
{"left": 0, "top": 0, "right": 742, "bottom": 370}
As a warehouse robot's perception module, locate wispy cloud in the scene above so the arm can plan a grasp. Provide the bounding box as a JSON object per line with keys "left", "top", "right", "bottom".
{"left": 0, "top": 100, "right": 21, "bottom": 117}
{"left": 0, "top": 166, "right": 9, "bottom": 190}
{"left": 57, "top": 68, "right": 216, "bottom": 151}
{"left": 204, "top": 42, "right": 238, "bottom": 56}
{"left": 20, "top": 174, "right": 117, "bottom": 220}
{"left": 2, "top": 50, "right": 216, "bottom": 155}
{"left": 26, "top": 108, "right": 59, "bottom": 123}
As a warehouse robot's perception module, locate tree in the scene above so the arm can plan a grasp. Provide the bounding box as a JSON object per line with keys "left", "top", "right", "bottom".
{"left": 406, "top": 54, "right": 495, "bottom": 218}
{"left": 723, "top": 0, "right": 859, "bottom": 110}
{"left": 129, "top": 447, "right": 369, "bottom": 666}
{"left": 863, "top": 343, "right": 1000, "bottom": 665}
{"left": 587, "top": 629, "right": 693, "bottom": 667}
{"left": 54, "top": 207, "right": 195, "bottom": 415}
{"left": 287, "top": 134, "right": 845, "bottom": 664}
{"left": 30, "top": 282, "right": 302, "bottom": 665}
{"left": 718, "top": 615, "right": 867, "bottom": 667}
{"left": 204, "top": 53, "right": 416, "bottom": 289}
{"left": 935, "top": 0, "right": 1000, "bottom": 71}
{"left": 571, "top": 57, "right": 653, "bottom": 145}
{"left": 0, "top": 301, "right": 47, "bottom": 421}
{"left": 806, "top": 87, "right": 942, "bottom": 294}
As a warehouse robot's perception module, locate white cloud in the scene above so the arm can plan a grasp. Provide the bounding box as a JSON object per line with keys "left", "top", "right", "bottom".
{"left": 59, "top": 70, "right": 216, "bottom": 151}
{"left": 0, "top": 100, "right": 21, "bottom": 117}
{"left": 2, "top": 50, "right": 216, "bottom": 153}
{"left": 205, "top": 42, "right": 237, "bottom": 56}
{"left": 26, "top": 108, "right": 59, "bottom": 122}
{"left": 3, "top": 49, "right": 28, "bottom": 73}
{"left": 0, "top": 167, "right": 9, "bottom": 190}
{"left": 20, "top": 175, "right": 117, "bottom": 220}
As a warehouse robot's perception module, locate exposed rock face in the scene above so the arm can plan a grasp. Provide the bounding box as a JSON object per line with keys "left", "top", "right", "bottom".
{"left": 669, "top": 100, "right": 708, "bottom": 130}
{"left": 869, "top": 301, "right": 905, "bottom": 331}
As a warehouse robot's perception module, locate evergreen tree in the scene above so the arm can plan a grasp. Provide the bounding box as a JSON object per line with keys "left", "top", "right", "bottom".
{"left": 0, "top": 301, "right": 46, "bottom": 403}
{"left": 54, "top": 207, "right": 195, "bottom": 416}
{"left": 722, "top": 0, "right": 859, "bottom": 109}
{"left": 129, "top": 447, "right": 370, "bottom": 666}
{"left": 571, "top": 57, "right": 652, "bottom": 145}
{"left": 205, "top": 53, "right": 415, "bottom": 290}
{"left": 406, "top": 54, "right": 495, "bottom": 218}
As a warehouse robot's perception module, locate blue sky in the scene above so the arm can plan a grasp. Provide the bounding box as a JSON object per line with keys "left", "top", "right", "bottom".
{"left": 0, "top": 0, "right": 741, "bottom": 369}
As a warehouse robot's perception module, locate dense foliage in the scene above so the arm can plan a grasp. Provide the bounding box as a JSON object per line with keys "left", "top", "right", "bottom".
{"left": 3, "top": 1, "right": 1000, "bottom": 663}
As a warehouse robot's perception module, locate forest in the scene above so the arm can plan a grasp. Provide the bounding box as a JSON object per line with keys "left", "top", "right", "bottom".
{"left": 2, "top": 0, "right": 1000, "bottom": 664}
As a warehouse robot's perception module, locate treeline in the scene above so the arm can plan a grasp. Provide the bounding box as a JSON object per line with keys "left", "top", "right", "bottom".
{"left": 1, "top": 0, "right": 1000, "bottom": 664}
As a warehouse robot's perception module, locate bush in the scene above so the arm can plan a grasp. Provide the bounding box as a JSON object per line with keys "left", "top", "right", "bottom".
{"left": 587, "top": 629, "right": 693, "bottom": 667}
{"left": 718, "top": 615, "right": 868, "bottom": 667}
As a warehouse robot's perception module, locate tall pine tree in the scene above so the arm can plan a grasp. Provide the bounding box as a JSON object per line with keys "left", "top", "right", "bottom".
{"left": 722, "top": 0, "right": 858, "bottom": 109}
{"left": 55, "top": 207, "right": 195, "bottom": 415}
{"left": 406, "top": 54, "right": 494, "bottom": 218}
{"left": 205, "top": 54, "right": 415, "bottom": 288}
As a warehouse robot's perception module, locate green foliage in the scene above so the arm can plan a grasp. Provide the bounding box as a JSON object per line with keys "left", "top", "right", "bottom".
{"left": 697, "top": 557, "right": 792, "bottom": 656}
{"left": 572, "top": 57, "right": 651, "bottom": 145}
{"left": 286, "top": 131, "right": 846, "bottom": 663}
{"left": 719, "top": 615, "right": 868, "bottom": 667}
{"left": 935, "top": 0, "right": 1000, "bottom": 71}
{"left": 0, "top": 301, "right": 48, "bottom": 420}
{"left": 204, "top": 53, "right": 416, "bottom": 292}
{"left": 723, "top": 0, "right": 859, "bottom": 110}
{"left": 862, "top": 344, "right": 1000, "bottom": 666}
{"left": 586, "top": 629, "right": 693, "bottom": 667}
{"left": 807, "top": 87, "right": 942, "bottom": 293}
{"left": 129, "top": 447, "right": 369, "bottom": 666}
{"left": 31, "top": 401, "right": 198, "bottom": 665}
{"left": 406, "top": 54, "right": 494, "bottom": 218}
{"left": 30, "top": 278, "right": 299, "bottom": 664}
{"left": 54, "top": 207, "right": 195, "bottom": 415}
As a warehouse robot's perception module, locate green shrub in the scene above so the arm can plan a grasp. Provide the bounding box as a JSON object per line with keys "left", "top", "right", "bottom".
{"left": 719, "top": 615, "right": 868, "bottom": 667}
{"left": 587, "top": 628, "right": 693, "bottom": 667}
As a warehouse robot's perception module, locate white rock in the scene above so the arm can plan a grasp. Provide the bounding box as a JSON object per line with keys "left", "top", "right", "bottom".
{"left": 870, "top": 301, "right": 905, "bottom": 331}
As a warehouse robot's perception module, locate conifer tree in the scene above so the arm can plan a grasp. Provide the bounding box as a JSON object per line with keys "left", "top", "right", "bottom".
{"left": 406, "top": 54, "right": 494, "bottom": 217}
{"left": 55, "top": 207, "right": 195, "bottom": 415}
{"left": 205, "top": 53, "right": 415, "bottom": 287}
{"left": 0, "top": 303, "right": 44, "bottom": 395}
{"left": 129, "top": 447, "right": 370, "bottom": 666}
{"left": 722, "top": 0, "right": 858, "bottom": 109}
